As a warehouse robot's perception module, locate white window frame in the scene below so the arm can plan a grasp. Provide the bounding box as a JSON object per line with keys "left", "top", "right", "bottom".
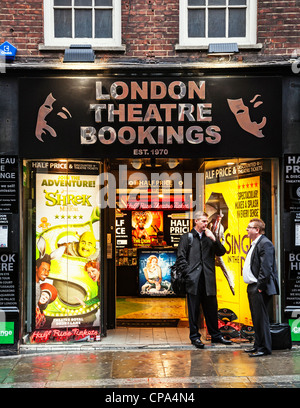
{"left": 43, "top": 0, "right": 121, "bottom": 48}
{"left": 179, "top": 0, "right": 257, "bottom": 47}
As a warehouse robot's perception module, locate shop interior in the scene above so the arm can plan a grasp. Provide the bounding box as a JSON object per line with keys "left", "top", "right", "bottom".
{"left": 112, "top": 157, "right": 278, "bottom": 339}
{"left": 112, "top": 157, "right": 198, "bottom": 328}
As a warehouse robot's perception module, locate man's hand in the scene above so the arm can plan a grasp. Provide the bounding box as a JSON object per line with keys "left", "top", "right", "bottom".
{"left": 204, "top": 228, "right": 216, "bottom": 241}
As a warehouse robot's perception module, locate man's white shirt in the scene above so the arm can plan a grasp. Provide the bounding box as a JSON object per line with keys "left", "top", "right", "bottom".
{"left": 243, "top": 235, "right": 261, "bottom": 284}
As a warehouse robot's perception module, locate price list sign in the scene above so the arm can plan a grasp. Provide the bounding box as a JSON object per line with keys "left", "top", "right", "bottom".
{"left": 0, "top": 156, "right": 18, "bottom": 214}
{"left": 284, "top": 155, "right": 300, "bottom": 211}
{"left": 0, "top": 253, "right": 19, "bottom": 312}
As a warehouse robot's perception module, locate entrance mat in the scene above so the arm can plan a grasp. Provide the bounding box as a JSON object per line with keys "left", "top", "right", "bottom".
{"left": 117, "top": 318, "right": 180, "bottom": 327}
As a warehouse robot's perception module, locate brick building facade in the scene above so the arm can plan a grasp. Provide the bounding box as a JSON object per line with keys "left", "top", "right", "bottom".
{"left": 0, "top": 1, "right": 300, "bottom": 352}
{"left": 1, "top": 1, "right": 299, "bottom": 62}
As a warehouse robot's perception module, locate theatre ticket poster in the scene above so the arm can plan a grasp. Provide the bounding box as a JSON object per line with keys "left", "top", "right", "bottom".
{"left": 138, "top": 249, "right": 177, "bottom": 297}
{"left": 33, "top": 162, "right": 101, "bottom": 339}
{"left": 205, "top": 161, "right": 262, "bottom": 331}
{"left": 132, "top": 211, "right": 164, "bottom": 247}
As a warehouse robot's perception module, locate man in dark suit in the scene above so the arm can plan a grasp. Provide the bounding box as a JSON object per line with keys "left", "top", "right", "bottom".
{"left": 177, "top": 211, "right": 232, "bottom": 348}
{"left": 243, "top": 218, "right": 279, "bottom": 357}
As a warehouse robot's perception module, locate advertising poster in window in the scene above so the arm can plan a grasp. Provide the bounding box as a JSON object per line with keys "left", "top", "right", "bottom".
{"left": 205, "top": 164, "right": 261, "bottom": 331}
{"left": 132, "top": 211, "right": 163, "bottom": 247}
{"left": 138, "top": 249, "right": 177, "bottom": 296}
{"left": 34, "top": 164, "right": 100, "bottom": 334}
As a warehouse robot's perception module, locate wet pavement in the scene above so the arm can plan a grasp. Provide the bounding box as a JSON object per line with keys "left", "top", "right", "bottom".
{"left": 1, "top": 343, "right": 300, "bottom": 390}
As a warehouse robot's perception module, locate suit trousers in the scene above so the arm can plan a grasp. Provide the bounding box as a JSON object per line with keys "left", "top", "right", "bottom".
{"left": 187, "top": 272, "right": 221, "bottom": 342}
{"left": 247, "top": 283, "right": 272, "bottom": 354}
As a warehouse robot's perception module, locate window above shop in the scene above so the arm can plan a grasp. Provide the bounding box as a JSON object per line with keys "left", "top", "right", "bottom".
{"left": 178, "top": 0, "right": 258, "bottom": 50}
{"left": 43, "top": 0, "right": 122, "bottom": 50}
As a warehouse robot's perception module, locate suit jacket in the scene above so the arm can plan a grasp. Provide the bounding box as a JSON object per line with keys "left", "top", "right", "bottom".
{"left": 250, "top": 234, "right": 279, "bottom": 296}
{"left": 177, "top": 228, "right": 226, "bottom": 296}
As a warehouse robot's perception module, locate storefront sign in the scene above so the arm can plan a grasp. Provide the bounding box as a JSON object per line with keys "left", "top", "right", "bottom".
{"left": 19, "top": 77, "right": 282, "bottom": 159}
{"left": 284, "top": 251, "right": 300, "bottom": 313}
{"left": 0, "top": 253, "right": 19, "bottom": 312}
{"left": 0, "top": 156, "right": 18, "bottom": 213}
{"left": 284, "top": 154, "right": 300, "bottom": 211}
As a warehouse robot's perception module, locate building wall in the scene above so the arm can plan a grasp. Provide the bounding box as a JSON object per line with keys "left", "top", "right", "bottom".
{"left": 258, "top": 0, "right": 300, "bottom": 57}
{"left": 1, "top": 0, "right": 299, "bottom": 63}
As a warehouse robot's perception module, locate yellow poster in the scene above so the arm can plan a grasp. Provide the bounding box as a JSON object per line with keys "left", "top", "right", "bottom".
{"left": 205, "top": 175, "right": 260, "bottom": 327}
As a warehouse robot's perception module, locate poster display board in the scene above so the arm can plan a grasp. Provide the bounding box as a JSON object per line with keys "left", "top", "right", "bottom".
{"left": 205, "top": 161, "right": 262, "bottom": 328}
{"left": 284, "top": 154, "right": 300, "bottom": 211}
{"left": 132, "top": 211, "right": 163, "bottom": 247}
{"left": 0, "top": 156, "right": 19, "bottom": 349}
{"left": 31, "top": 161, "right": 101, "bottom": 341}
{"left": 0, "top": 156, "right": 18, "bottom": 214}
{"left": 284, "top": 250, "right": 300, "bottom": 313}
{"left": 138, "top": 249, "right": 177, "bottom": 296}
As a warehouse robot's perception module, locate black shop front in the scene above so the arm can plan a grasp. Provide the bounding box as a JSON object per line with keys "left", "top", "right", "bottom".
{"left": 15, "top": 73, "right": 283, "bottom": 345}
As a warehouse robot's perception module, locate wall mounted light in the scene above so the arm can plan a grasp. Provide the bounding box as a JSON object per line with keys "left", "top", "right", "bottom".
{"left": 208, "top": 43, "right": 239, "bottom": 56}
{"left": 63, "top": 44, "right": 95, "bottom": 63}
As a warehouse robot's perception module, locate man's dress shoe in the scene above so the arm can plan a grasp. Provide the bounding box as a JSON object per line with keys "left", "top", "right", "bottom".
{"left": 191, "top": 339, "right": 205, "bottom": 349}
{"left": 248, "top": 351, "right": 270, "bottom": 357}
{"left": 212, "top": 337, "right": 232, "bottom": 345}
{"left": 244, "top": 347, "right": 257, "bottom": 353}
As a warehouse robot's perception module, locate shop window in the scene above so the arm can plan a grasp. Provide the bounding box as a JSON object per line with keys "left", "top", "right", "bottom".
{"left": 179, "top": 0, "right": 257, "bottom": 47}
{"left": 22, "top": 160, "right": 102, "bottom": 343}
{"left": 43, "top": 0, "right": 122, "bottom": 47}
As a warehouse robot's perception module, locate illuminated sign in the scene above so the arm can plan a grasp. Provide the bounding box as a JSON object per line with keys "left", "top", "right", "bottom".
{"left": 19, "top": 77, "right": 282, "bottom": 159}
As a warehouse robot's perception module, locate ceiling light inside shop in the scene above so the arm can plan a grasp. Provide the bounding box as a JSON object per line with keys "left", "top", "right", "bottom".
{"left": 168, "top": 159, "right": 179, "bottom": 169}
{"left": 131, "top": 159, "right": 143, "bottom": 169}
{"left": 145, "top": 158, "right": 162, "bottom": 168}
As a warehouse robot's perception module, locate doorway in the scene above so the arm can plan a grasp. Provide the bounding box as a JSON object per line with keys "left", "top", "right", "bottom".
{"left": 111, "top": 157, "right": 279, "bottom": 342}
{"left": 112, "top": 158, "right": 198, "bottom": 327}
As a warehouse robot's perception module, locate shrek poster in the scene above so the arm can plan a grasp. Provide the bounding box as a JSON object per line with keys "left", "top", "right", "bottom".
{"left": 205, "top": 161, "right": 262, "bottom": 328}
{"left": 34, "top": 162, "right": 101, "bottom": 331}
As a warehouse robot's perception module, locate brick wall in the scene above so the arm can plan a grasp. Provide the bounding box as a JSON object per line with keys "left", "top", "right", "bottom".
{"left": 1, "top": 1, "right": 44, "bottom": 59}
{"left": 122, "top": 0, "right": 178, "bottom": 60}
{"left": 258, "top": 0, "right": 300, "bottom": 56}
{"left": 1, "top": 0, "right": 299, "bottom": 63}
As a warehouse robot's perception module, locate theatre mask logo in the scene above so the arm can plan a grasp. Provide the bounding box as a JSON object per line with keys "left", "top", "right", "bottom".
{"left": 227, "top": 94, "right": 267, "bottom": 138}
{"left": 35, "top": 93, "right": 72, "bottom": 142}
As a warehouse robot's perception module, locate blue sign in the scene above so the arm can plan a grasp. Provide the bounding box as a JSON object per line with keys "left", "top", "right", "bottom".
{"left": 0, "top": 41, "right": 17, "bottom": 61}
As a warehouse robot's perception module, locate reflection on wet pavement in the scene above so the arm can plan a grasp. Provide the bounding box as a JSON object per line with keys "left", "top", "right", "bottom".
{"left": 1, "top": 348, "right": 300, "bottom": 388}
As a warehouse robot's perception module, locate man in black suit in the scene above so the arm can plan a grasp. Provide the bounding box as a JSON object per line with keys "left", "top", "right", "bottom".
{"left": 177, "top": 211, "right": 232, "bottom": 348}
{"left": 243, "top": 218, "right": 279, "bottom": 357}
